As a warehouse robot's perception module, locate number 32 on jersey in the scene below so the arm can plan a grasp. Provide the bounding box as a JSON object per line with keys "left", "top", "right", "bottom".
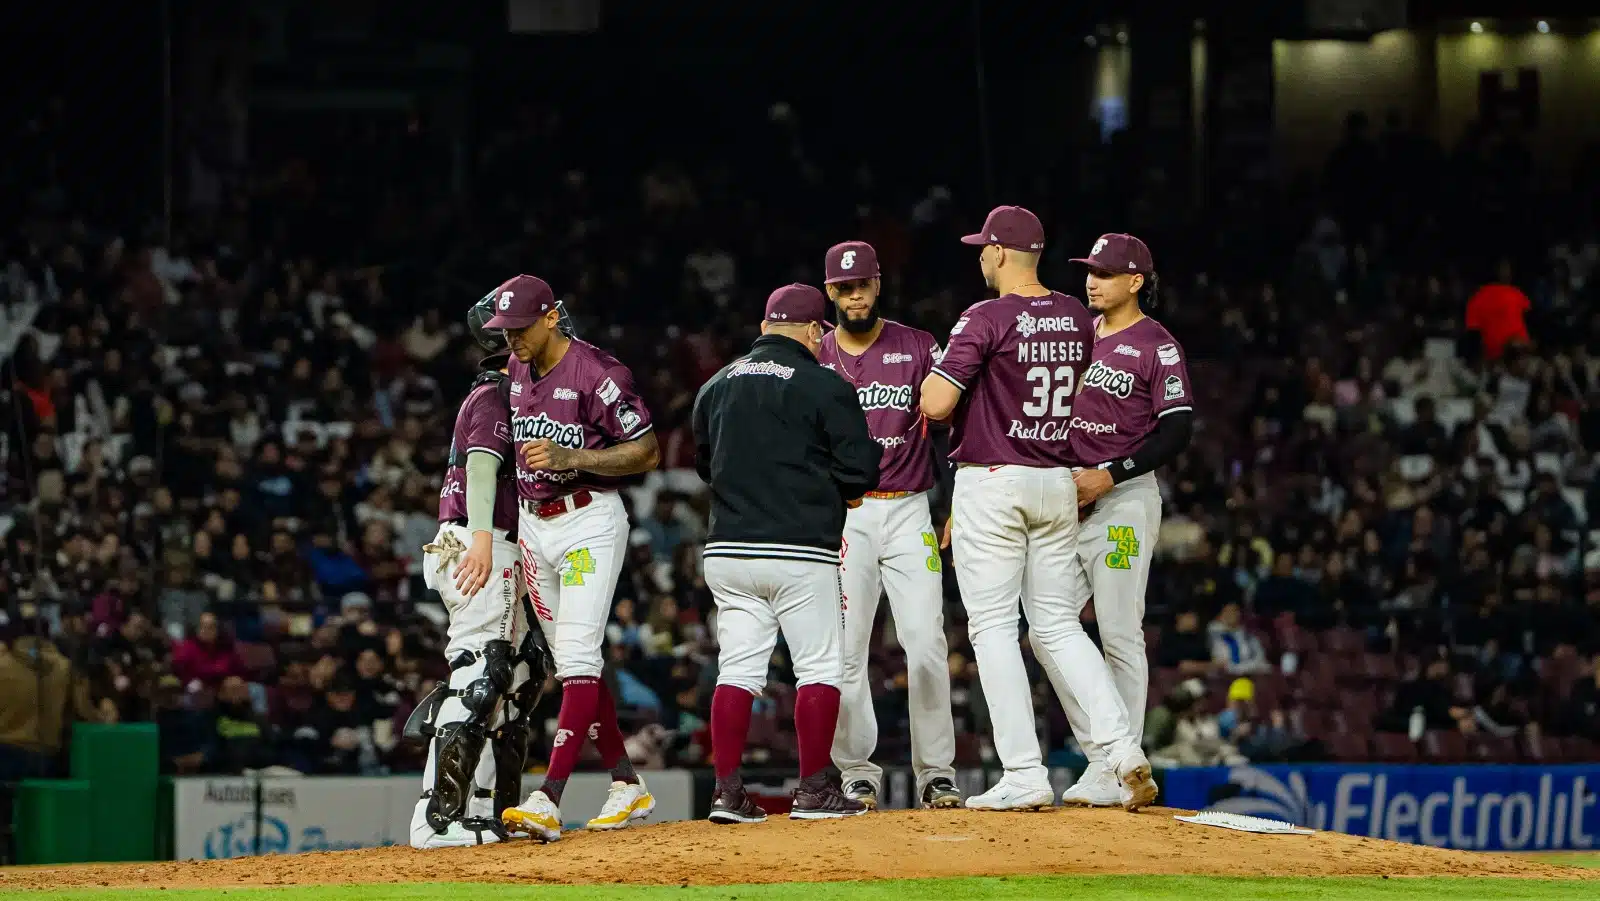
{"left": 1022, "top": 366, "right": 1076, "bottom": 418}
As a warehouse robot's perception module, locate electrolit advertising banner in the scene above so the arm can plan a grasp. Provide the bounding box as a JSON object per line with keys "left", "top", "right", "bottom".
{"left": 1163, "top": 764, "right": 1600, "bottom": 852}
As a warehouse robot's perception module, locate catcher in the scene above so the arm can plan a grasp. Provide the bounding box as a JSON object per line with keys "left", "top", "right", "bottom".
{"left": 406, "top": 292, "right": 554, "bottom": 848}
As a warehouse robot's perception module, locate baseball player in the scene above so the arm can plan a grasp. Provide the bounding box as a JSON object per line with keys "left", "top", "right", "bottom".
{"left": 693, "top": 284, "right": 881, "bottom": 824}
{"left": 1038, "top": 234, "right": 1192, "bottom": 807}
{"left": 817, "top": 241, "right": 960, "bottom": 810}
{"left": 919, "top": 206, "right": 1157, "bottom": 811}
{"left": 483, "top": 275, "right": 663, "bottom": 842}
{"left": 407, "top": 297, "right": 551, "bottom": 849}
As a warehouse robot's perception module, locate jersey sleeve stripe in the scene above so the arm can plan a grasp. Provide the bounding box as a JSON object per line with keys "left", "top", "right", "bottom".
{"left": 930, "top": 366, "right": 966, "bottom": 391}
{"left": 622, "top": 423, "right": 655, "bottom": 441}
{"left": 1156, "top": 405, "right": 1193, "bottom": 418}
{"left": 464, "top": 446, "right": 505, "bottom": 460}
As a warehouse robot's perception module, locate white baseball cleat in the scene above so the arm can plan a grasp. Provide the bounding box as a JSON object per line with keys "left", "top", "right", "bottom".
{"left": 1116, "top": 752, "right": 1159, "bottom": 812}
{"left": 502, "top": 790, "right": 562, "bottom": 842}
{"left": 417, "top": 818, "right": 504, "bottom": 849}
{"left": 1060, "top": 761, "right": 1125, "bottom": 807}
{"left": 586, "top": 780, "right": 657, "bottom": 830}
{"left": 964, "top": 777, "right": 1055, "bottom": 811}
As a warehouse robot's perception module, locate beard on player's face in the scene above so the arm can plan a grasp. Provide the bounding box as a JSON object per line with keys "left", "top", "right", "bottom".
{"left": 837, "top": 302, "right": 880, "bottom": 334}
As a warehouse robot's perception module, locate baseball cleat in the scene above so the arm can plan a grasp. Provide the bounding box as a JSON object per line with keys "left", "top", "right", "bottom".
{"left": 501, "top": 789, "right": 562, "bottom": 842}
{"left": 791, "top": 773, "right": 869, "bottom": 819}
{"left": 709, "top": 787, "right": 769, "bottom": 824}
{"left": 965, "top": 777, "right": 1055, "bottom": 811}
{"left": 1061, "top": 762, "right": 1124, "bottom": 807}
{"left": 844, "top": 779, "right": 879, "bottom": 810}
{"left": 416, "top": 817, "right": 505, "bottom": 849}
{"left": 922, "top": 777, "right": 962, "bottom": 809}
{"left": 586, "top": 779, "right": 657, "bottom": 830}
{"left": 1117, "top": 753, "right": 1159, "bottom": 812}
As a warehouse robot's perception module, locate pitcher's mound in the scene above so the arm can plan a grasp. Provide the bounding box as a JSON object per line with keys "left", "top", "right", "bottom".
{"left": 4, "top": 808, "right": 1591, "bottom": 891}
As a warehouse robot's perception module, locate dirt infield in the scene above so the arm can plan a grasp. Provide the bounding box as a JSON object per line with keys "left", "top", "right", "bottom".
{"left": 5, "top": 807, "right": 1594, "bottom": 891}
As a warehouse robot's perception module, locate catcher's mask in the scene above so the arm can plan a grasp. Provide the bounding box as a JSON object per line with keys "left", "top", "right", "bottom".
{"left": 467, "top": 291, "right": 575, "bottom": 354}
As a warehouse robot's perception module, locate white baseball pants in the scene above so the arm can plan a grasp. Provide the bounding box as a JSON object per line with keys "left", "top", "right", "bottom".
{"left": 412, "top": 523, "right": 526, "bottom": 846}
{"left": 951, "top": 465, "right": 1140, "bottom": 787}
{"left": 706, "top": 556, "right": 844, "bottom": 694}
{"left": 831, "top": 492, "right": 956, "bottom": 792}
{"left": 518, "top": 491, "right": 628, "bottom": 680}
{"left": 1034, "top": 471, "right": 1161, "bottom": 763}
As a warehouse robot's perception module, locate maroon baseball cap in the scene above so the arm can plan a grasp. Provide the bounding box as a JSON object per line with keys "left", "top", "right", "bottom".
{"left": 764, "top": 283, "right": 831, "bottom": 327}
{"left": 1070, "top": 233, "right": 1154, "bottom": 275}
{"left": 482, "top": 275, "right": 556, "bottom": 329}
{"left": 960, "top": 205, "right": 1046, "bottom": 252}
{"left": 824, "top": 241, "right": 881, "bottom": 284}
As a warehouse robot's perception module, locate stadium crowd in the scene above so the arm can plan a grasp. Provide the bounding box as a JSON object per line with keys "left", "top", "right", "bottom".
{"left": 3, "top": 101, "right": 1599, "bottom": 785}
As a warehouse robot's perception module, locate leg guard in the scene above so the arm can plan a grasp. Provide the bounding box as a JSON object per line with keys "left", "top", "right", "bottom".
{"left": 422, "top": 640, "right": 517, "bottom": 833}
{"left": 489, "top": 663, "right": 535, "bottom": 819}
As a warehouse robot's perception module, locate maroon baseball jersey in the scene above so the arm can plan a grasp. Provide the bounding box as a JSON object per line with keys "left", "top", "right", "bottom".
{"left": 507, "top": 340, "right": 654, "bottom": 502}
{"left": 931, "top": 291, "right": 1092, "bottom": 467}
{"left": 1068, "top": 316, "right": 1192, "bottom": 464}
{"left": 817, "top": 320, "right": 939, "bottom": 493}
{"left": 438, "top": 381, "right": 520, "bottom": 534}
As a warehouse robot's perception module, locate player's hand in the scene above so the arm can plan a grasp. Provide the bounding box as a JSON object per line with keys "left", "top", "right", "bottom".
{"left": 940, "top": 516, "right": 952, "bottom": 549}
{"left": 454, "top": 531, "right": 494, "bottom": 596}
{"left": 845, "top": 496, "right": 864, "bottom": 509}
{"left": 1073, "top": 468, "right": 1114, "bottom": 507}
{"left": 524, "top": 438, "right": 578, "bottom": 472}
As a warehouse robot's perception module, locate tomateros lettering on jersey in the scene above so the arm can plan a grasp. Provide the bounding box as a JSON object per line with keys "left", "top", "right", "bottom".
{"left": 513, "top": 412, "right": 584, "bottom": 448}
{"left": 728, "top": 358, "right": 797, "bottom": 379}
{"left": 856, "top": 381, "right": 914, "bottom": 413}
{"left": 1082, "top": 359, "right": 1135, "bottom": 398}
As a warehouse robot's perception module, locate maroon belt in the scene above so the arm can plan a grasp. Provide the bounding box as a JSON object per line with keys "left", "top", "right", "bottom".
{"left": 522, "top": 490, "right": 594, "bottom": 520}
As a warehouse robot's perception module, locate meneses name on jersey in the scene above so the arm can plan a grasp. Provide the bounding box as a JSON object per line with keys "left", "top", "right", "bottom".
{"left": 513, "top": 412, "right": 584, "bottom": 448}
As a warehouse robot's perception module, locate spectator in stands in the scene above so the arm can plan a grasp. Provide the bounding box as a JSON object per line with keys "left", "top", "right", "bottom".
{"left": 1397, "top": 396, "right": 1452, "bottom": 458}
{"left": 1559, "top": 664, "right": 1599, "bottom": 740}
{"left": 1384, "top": 656, "right": 1474, "bottom": 736}
{"left": 152, "top": 674, "right": 213, "bottom": 774}
{"left": 1157, "top": 609, "right": 1216, "bottom": 677}
{"left": 211, "top": 674, "right": 274, "bottom": 774}
{"left": 170, "top": 611, "right": 244, "bottom": 688}
{"left": 0, "top": 621, "right": 103, "bottom": 779}
{"left": 1253, "top": 552, "right": 1316, "bottom": 620}
{"left": 1208, "top": 602, "right": 1273, "bottom": 675}
{"left": 292, "top": 673, "right": 375, "bottom": 775}
{"left": 1465, "top": 259, "right": 1531, "bottom": 362}
{"left": 1145, "top": 678, "right": 1243, "bottom": 767}
{"left": 638, "top": 491, "right": 688, "bottom": 563}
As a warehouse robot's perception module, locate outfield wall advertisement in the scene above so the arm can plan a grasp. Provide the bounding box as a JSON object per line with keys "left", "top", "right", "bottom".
{"left": 172, "top": 771, "right": 695, "bottom": 859}
{"left": 1162, "top": 764, "right": 1600, "bottom": 852}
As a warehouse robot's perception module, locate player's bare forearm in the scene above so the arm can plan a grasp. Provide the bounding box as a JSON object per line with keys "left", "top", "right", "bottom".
{"left": 568, "top": 431, "right": 660, "bottom": 476}
{"left": 919, "top": 373, "right": 960, "bottom": 421}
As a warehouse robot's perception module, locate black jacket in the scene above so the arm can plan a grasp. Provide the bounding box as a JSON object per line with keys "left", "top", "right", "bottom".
{"left": 693, "top": 334, "right": 881, "bottom": 564}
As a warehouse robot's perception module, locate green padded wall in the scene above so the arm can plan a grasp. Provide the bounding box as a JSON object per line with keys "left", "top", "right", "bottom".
{"left": 13, "top": 779, "right": 92, "bottom": 864}
{"left": 70, "top": 722, "right": 160, "bottom": 861}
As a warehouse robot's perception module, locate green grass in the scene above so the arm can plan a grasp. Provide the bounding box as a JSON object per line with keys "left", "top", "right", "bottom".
{"left": 1533, "top": 854, "right": 1600, "bottom": 869}
{"left": 10, "top": 876, "right": 1600, "bottom": 901}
